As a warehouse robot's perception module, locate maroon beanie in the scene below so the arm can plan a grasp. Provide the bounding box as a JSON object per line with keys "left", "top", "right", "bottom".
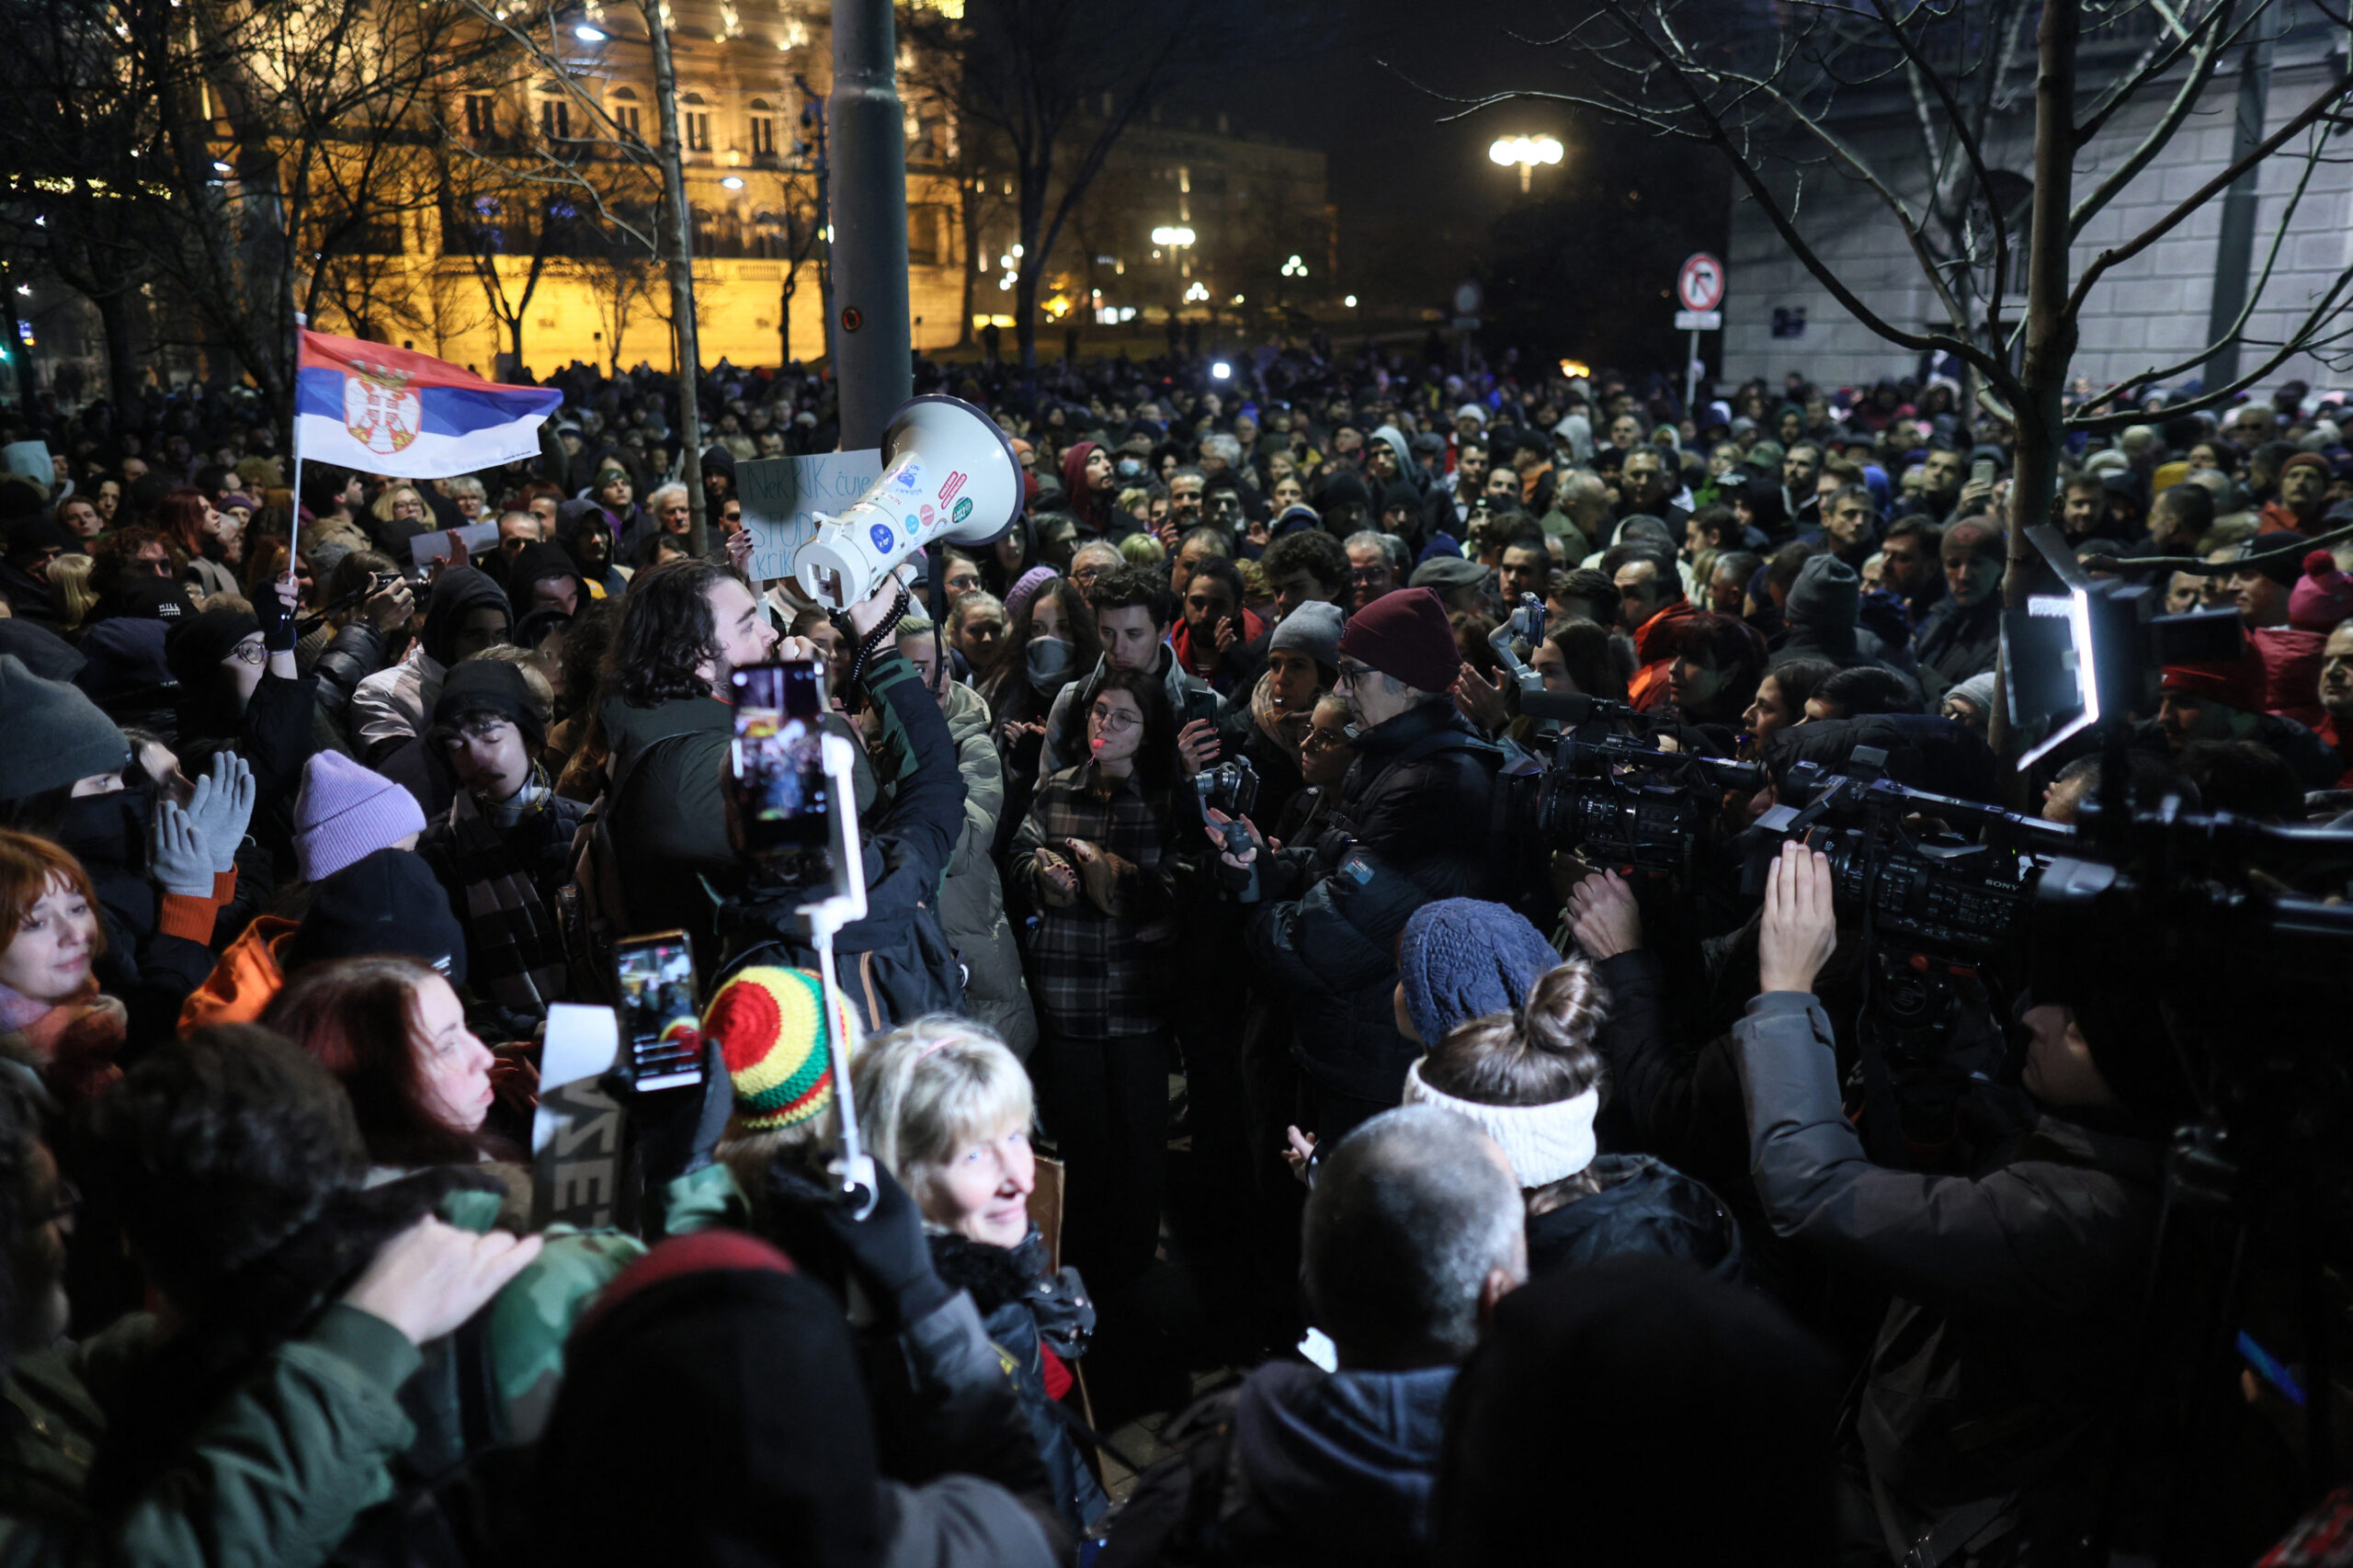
{"left": 2289, "top": 548, "right": 2353, "bottom": 631}
{"left": 1338, "top": 585, "right": 1461, "bottom": 693}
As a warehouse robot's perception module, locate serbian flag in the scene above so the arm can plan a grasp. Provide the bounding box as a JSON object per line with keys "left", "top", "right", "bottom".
{"left": 294, "top": 329, "right": 563, "bottom": 478}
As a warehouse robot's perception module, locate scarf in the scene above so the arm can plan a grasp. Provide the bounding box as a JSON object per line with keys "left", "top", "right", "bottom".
{"left": 442, "top": 790, "right": 570, "bottom": 1014}
{"left": 0, "top": 976, "right": 126, "bottom": 1108}
{"left": 1251, "top": 666, "right": 1314, "bottom": 753}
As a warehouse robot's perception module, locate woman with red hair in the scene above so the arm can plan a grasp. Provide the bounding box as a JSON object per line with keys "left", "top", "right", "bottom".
{"left": 0, "top": 829, "right": 126, "bottom": 1107}
{"left": 152, "top": 488, "right": 239, "bottom": 600}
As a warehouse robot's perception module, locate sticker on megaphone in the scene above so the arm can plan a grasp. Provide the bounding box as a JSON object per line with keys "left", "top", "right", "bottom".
{"left": 791, "top": 395, "right": 1023, "bottom": 610}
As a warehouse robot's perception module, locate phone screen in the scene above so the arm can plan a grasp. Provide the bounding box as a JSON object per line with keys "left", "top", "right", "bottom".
{"left": 1971, "top": 458, "right": 1997, "bottom": 487}
{"left": 1186, "top": 687, "right": 1222, "bottom": 729}
{"left": 730, "top": 661, "right": 830, "bottom": 852}
{"left": 615, "top": 931, "right": 702, "bottom": 1092}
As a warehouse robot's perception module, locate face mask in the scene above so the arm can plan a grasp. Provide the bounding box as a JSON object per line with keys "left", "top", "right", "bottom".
{"left": 1025, "top": 635, "right": 1074, "bottom": 691}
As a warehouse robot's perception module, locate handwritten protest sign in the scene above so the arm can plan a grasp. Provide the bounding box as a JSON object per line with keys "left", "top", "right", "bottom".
{"left": 532, "top": 1004, "right": 626, "bottom": 1232}
{"left": 735, "top": 449, "right": 883, "bottom": 584}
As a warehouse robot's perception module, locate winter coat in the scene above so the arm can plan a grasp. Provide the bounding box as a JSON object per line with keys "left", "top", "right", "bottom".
{"left": 1734, "top": 990, "right": 2162, "bottom": 1562}
{"left": 1249, "top": 703, "right": 1502, "bottom": 1105}
{"left": 1912, "top": 593, "right": 2003, "bottom": 699}
{"left": 707, "top": 651, "right": 970, "bottom": 1029}
{"left": 1524, "top": 1153, "right": 1745, "bottom": 1283}
{"left": 1010, "top": 763, "right": 1176, "bottom": 1042}
{"left": 1099, "top": 1361, "right": 1454, "bottom": 1568}
{"left": 348, "top": 568, "right": 510, "bottom": 761}
{"left": 926, "top": 681, "right": 1037, "bottom": 1057}
{"left": 928, "top": 1230, "right": 1105, "bottom": 1534}
{"left": 0, "top": 1303, "right": 422, "bottom": 1566}
{"left": 45, "top": 789, "right": 230, "bottom": 1048}
{"left": 299, "top": 621, "right": 390, "bottom": 733}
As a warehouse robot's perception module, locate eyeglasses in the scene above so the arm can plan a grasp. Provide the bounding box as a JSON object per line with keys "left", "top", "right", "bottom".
{"left": 1336, "top": 660, "right": 1379, "bottom": 688}
{"left": 1089, "top": 706, "right": 1141, "bottom": 733}
{"left": 1302, "top": 726, "right": 1351, "bottom": 751}
{"left": 226, "top": 642, "right": 267, "bottom": 666}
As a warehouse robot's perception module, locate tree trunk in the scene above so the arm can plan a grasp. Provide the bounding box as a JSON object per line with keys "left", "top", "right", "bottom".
{"left": 94, "top": 290, "right": 142, "bottom": 404}
{"left": 959, "top": 175, "right": 980, "bottom": 347}
{"left": 1015, "top": 168, "right": 1046, "bottom": 369}
{"left": 1989, "top": 0, "right": 2078, "bottom": 770}
{"left": 646, "top": 0, "right": 706, "bottom": 557}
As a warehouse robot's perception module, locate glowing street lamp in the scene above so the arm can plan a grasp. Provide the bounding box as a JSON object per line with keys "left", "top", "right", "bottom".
{"left": 1150, "top": 225, "right": 1196, "bottom": 247}
{"left": 1488, "top": 134, "right": 1563, "bottom": 193}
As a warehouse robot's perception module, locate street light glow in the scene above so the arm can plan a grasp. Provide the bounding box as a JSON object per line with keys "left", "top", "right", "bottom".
{"left": 1344, "top": 294, "right": 1358, "bottom": 308}
{"left": 1150, "top": 225, "right": 1196, "bottom": 247}
{"left": 574, "top": 23, "right": 607, "bottom": 40}
{"left": 1488, "top": 134, "right": 1563, "bottom": 167}
{"left": 721, "top": 176, "right": 744, "bottom": 189}
{"left": 1184, "top": 280, "right": 1210, "bottom": 302}
{"left": 1211, "top": 361, "right": 1231, "bottom": 380}
{"left": 1280, "top": 254, "right": 1307, "bottom": 278}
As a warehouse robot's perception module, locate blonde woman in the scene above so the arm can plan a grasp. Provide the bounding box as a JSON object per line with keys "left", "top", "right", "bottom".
{"left": 45, "top": 552, "right": 97, "bottom": 631}
{"left": 853, "top": 1017, "right": 1106, "bottom": 1534}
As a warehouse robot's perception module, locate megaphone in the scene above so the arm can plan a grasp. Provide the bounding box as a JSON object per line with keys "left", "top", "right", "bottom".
{"left": 790, "top": 394, "right": 1023, "bottom": 611}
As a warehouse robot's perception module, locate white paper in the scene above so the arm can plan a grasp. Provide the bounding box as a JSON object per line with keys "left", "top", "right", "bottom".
{"left": 531, "top": 1004, "right": 624, "bottom": 1231}
{"left": 736, "top": 449, "right": 884, "bottom": 584}
{"left": 407, "top": 519, "right": 502, "bottom": 567}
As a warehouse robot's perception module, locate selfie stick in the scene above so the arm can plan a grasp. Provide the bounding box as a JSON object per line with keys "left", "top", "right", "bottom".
{"left": 799, "top": 731, "right": 879, "bottom": 1219}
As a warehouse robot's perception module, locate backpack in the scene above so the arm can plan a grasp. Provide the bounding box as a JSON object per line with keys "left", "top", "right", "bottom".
{"left": 554, "top": 730, "right": 698, "bottom": 1008}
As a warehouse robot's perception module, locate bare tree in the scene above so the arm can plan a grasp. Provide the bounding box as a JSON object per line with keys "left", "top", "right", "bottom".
{"left": 1402, "top": 0, "right": 2353, "bottom": 629}
{"left": 902, "top": 0, "right": 1254, "bottom": 369}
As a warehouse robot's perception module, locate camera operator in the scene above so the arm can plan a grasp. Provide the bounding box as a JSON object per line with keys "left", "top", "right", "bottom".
{"left": 1737, "top": 840, "right": 2178, "bottom": 1563}
{"left": 1210, "top": 587, "right": 1504, "bottom": 1142}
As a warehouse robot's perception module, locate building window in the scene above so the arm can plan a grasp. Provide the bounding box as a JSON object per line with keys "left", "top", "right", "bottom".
{"left": 539, "top": 95, "right": 570, "bottom": 141}
{"left": 610, "top": 86, "right": 642, "bottom": 142}
{"left": 463, "top": 94, "right": 495, "bottom": 139}
{"left": 749, "top": 98, "right": 776, "bottom": 157}
{"left": 684, "top": 94, "right": 710, "bottom": 153}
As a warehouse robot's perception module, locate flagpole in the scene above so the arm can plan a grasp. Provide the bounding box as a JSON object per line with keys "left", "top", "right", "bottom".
{"left": 288, "top": 313, "right": 306, "bottom": 572}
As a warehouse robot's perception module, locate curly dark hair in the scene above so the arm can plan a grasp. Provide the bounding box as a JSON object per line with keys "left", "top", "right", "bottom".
{"left": 1084, "top": 563, "right": 1172, "bottom": 631}
{"left": 84, "top": 1024, "right": 483, "bottom": 1512}
{"left": 605, "top": 558, "right": 752, "bottom": 706}
{"left": 1261, "top": 528, "right": 1350, "bottom": 597}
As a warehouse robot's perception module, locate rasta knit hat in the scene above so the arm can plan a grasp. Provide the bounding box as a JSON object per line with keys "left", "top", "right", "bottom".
{"left": 1337, "top": 585, "right": 1460, "bottom": 694}
{"left": 702, "top": 966, "right": 858, "bottom": 1131}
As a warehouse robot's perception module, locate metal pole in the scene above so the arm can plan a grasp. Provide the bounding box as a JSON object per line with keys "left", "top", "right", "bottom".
{"left": 828, "top": 0, "right": 912, "bottom": 450}
{"left": 645, "top": 0, "right": 708, "bottom": 557}
{"left": 1684, "top": 328, "right": 1699, "bottom": 418}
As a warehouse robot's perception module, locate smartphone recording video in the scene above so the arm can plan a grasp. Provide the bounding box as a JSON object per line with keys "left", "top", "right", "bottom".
{"left": 729, "top": 661, "right": 830, "bottom": 855}
{"left": 615, "top": 930, "right": 702, "bottom": 1092}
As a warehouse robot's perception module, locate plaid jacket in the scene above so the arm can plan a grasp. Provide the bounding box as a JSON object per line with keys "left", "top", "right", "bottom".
{"left": 1010, "top": 763, "right": 1176, "bottom": 1040}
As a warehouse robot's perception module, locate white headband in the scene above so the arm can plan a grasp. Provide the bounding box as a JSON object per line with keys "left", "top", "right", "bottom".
{"left": 1400, "top": 1059, "right": 1599, "bottom": 1189}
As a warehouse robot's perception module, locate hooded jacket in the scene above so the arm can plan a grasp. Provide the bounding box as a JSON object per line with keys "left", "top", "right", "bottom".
{"left": 1779, "top": 553, "right": 1920, "bottom": 687}
{"left": 552, "top": 500, "right": 628, "bottom": 598}
{"left": 910, "top": 680, "right": 1037, "bottom": 1057}
{"left": 1099, "top": 1361, "right": 1454, "bottom": 1568}
{"left": 349, "top": 569, "right": 509, "bottom": 760}
{"left": 506, "top": 541, "right": 590, "bottom": 618}
{"left": 1524, "top": 1153, "right": 1745, "bottom": 1283}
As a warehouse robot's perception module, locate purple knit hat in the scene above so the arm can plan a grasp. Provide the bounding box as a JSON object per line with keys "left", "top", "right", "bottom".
{"left": 294, "top": 751, "right": 427, "bottom": 883}
{"left": 1003, "top": 565, "right": 1059, "bottom": 623}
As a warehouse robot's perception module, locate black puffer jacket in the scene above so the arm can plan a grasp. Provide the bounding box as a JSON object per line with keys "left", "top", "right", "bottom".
{"left": 1525, "top": 1153, "right": 1745, "bottom": 1283}
{"left": 928, "top": 1230, "right": 1106, "bottom": 1535}
{"left": 1250, "top": 703, "right": 1502, "bottom": 1106}
{"left": 301, "top": 620, "right": 390, "bottom": 730}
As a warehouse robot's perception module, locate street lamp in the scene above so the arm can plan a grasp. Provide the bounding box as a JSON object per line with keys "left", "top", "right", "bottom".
{"left": 1488, "top": 134, "right": 1563, "bottom": 193}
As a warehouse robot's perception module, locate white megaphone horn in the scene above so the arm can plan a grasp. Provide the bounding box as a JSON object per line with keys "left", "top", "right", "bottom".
{"left": 790, "top": 394, "right": 1024, "bottom": 611}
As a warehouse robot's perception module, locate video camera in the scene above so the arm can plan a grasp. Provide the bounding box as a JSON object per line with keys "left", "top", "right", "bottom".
{"left": 1517, "top": 692, "right": 1763, "bottom": 877}
{"left": 1747, "top": 746, "right": 2075, "bottom": 1069}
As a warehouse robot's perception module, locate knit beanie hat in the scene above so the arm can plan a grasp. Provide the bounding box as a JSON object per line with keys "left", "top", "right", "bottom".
{"left": 2280, "top": 450, "right": 2330, "bottom": 483}
{"left": 1947, "top": 670, "right": 2000, "bottom": 715}
{"left": 0, "top": 654, "right": 129, "bottom": 803}
{"left": 112, "top": 575, "right": 196, "bottom": 625}
{"left": 1397, "top": 898, "right": 1564, "bottom": 1048}
{"left": 2288, "top": 548, "right": 2353, "bottom": 632}
{"left": 434, "top": 658, "right": 548, "bottom": 754}
{"left": 1268, "top": 600, "right": 1345, "bottom": 675}
{"left": 1338, "top": 585, "right": 1460, "bottom": 694}
{"left": 702, "top": 966, "right": 857, "bottom": 1132}
{"left": 1003, "top": 565, "right": 1058, "bottom": 624}
{"left": 293, "top": 751, "right": 429, "bottom": 883}
{"left": 2161, "top": 652, "right": 2268, "bottom": 715}
{"left": 282, "top": 847, "right": 468, "bottom": 984}
{"left": 163, "top": 606, "right": 260, "bottom": 691}
{"left": 1786, "top": 553, "right": 1860, "bottom": 646}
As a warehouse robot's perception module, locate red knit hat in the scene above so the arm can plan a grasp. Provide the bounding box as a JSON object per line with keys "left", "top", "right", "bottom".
{"left": 1338, "top": 585, "right": 1461, "bottom": 693}
{"left": 2289, "top": 548, "right": 2353, "bottom": 632}
{"left": 2279, "top": 450, "right": 2330, "bottom": 482}
{"left": 2161, "top": 650, "right": 2268, "bottom": 713}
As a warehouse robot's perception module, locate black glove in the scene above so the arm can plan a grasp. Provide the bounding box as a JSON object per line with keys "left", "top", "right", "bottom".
{"left": 257, "top": 574, "right": 303, "bottom": 653}
{"left": 766, "top": 1157, "right": 952, "bottom": 1329}
{"left": 606, "top": 1040, "right": 733, "bottom": 1186}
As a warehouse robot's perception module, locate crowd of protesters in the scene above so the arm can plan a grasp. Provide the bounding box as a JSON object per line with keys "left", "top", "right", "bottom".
{"left": 0, "top": 333, "right": 2345, "bottom": 1567}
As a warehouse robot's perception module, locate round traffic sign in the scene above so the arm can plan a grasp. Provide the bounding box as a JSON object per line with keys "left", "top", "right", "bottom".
{"left": 1452, "top": 280, "right": 1484, "bottom": 317}
{"left": 1677, "top": 253, "right": 1724, "bottom": 312}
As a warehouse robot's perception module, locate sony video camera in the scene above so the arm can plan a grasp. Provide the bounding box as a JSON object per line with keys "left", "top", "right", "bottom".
{"left": 1519, "top": 693, "right": 1763, "bottom": 878}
